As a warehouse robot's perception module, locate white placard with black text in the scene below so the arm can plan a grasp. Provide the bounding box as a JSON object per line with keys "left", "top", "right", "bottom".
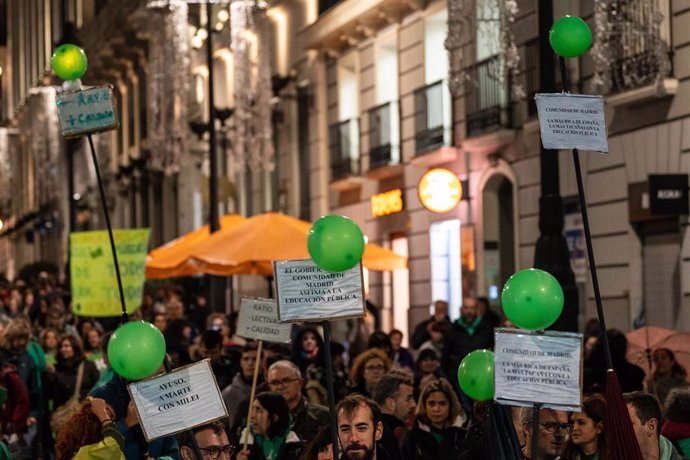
{"left": 274, "top": 259, "right": 365, "bottom": 322}
{"left": 494, "top": 328, "right": 583, "bottom": 411}
{"left": 535, "top": 93, "right": 608, "bottom": 153}
{"left": 237, "top": 297, "right": 291, "bottom": 343}
{"left": 127, "top": 359, "right": 227, "bottom": 441}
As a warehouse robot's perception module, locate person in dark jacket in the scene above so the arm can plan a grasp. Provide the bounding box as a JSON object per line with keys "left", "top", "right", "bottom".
{"left": 411, "top": 300, "right": 452, "bottom": 350}
{"left": 372, "top": 372, "right": 416, "bottom": 459}
{"left": 442, "top": 298, "right": 494, "bottom": 398}
{"left": 583, "top": 329, "right": 645, "bottom": 395}
{"left": 0, "top": 358, "right": 30, "bottom": 438}
{"left": 47, "top": 335, "right": 100, "bottom": 409}
{"left": 235, "top": 392, "right": 303, "bottom": 460}
{"left": 290, "top": 327, "right": 326, "bottom": 376}
{"left": 89, "top": 353, "right": 179, "bottom": 459}
{"left": 402, "top": 378, "right": 468, "bottom": 460}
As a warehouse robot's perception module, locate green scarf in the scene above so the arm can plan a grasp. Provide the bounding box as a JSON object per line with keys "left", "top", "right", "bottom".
{"left": 254, "top": 431, "right": 287, "bottom": 460}
{"left": 455, "top": 316, "right": 481, "bottom": 335}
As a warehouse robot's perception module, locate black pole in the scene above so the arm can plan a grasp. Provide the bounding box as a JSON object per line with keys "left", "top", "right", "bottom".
{"left": 322, "top": 321, "right": 340, "bottom": 460}
{"left": 86, "top": 134, "right": 129, "bottom": 322}
{"left": 206, "top": 2, "right": 225, "bottom": 313}
{"left": 534, "top": 2, "right": 578, "bottom": 332}
{"left": 557, "top": 57, "right": 613, "bottom": 368}
{"left": 531, "top": 403, "right": 541, "bottom": 460}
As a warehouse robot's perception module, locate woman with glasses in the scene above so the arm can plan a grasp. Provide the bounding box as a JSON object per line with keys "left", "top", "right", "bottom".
{"left": 401, "top": 378, "right": 468, "bottom": 460}
{"left": 236, "top": 392, "right": 303, "bottom": 460}
{"left": 560, "top": 394, "right": 607, "bottom": 460}
{"left": 348, "top": 348, "right": 391, "bottom": 397}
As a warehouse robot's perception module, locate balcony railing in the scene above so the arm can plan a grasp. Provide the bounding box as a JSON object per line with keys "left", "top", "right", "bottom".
{"left": 414, "top": 80, "right": 452, "bottom": 155}
{"left": 465, "top": 55, "right": 511, "bottom": 137}
{"left": 329, "top": 118, "right": 360, "bottom": 181}
{"left": 368, "top": 101, "right": 400, "bottom": 170}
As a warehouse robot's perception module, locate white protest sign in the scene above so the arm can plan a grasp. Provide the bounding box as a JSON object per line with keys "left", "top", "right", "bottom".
{"left": 494, "top": 328, "right": 583, "bottom": 411}
{"left": 237, "top": 297, "right": 292, "bottom": 343}
{"left": 128, "top": 359, "right": 227, "bottom": 441}
{"left": 535, "top": 93, "right": 608, "bottom": 153}
{"left": 56, "top": 86, "right": 119, "bottom": 138}
{"left": 274, "top": 259, "right": 365, "bottom": 322}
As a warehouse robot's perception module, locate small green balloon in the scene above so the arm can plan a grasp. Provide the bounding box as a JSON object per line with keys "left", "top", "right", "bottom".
{"left": 107, "top": 321, "right": 166, "bottom": 381}
{"left": 51, "top": 44, "right": 88, "bottom": 81}
{"left": 307, "top": 215, "right": 365, "bottom": 272}
{"left": 457, "top": 349, "right": 495, "bottom": 401}
{"left": 549, "top": 15, "right": 592, "bottom": 58}
{"left": 501, "top": 268, "right": 564, "bottom": 330}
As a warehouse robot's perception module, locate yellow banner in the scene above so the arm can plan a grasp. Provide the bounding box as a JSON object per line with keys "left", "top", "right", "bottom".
{"left": 70, "top": 229, "right": 150, "bottom": 317}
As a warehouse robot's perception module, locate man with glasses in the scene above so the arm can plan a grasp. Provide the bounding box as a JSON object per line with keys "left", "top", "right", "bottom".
{"left": 178, "top": 421, "right": 234, "bottom": 460}
{"left": 519, "top": 406, "right": 570, "bottom": 460}
{"left": 266, "top": 360, "right": 329, "bottom": 440}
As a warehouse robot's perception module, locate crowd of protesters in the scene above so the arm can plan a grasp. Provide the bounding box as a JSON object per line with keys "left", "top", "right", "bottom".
{"left": 0, "top": 273, "right": 688, "bottom": 460}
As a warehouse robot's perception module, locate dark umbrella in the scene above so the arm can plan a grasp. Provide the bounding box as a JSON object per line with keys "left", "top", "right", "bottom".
{"left": 487, "top": 402, "right": 523, "bottom": 460}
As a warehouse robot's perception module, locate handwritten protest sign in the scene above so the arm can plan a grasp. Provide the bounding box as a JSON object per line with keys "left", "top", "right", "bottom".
{"left": 128, "top": 360, "right": 227, "bottom": 441}
{"left": 535, "top": 93, "right": 608, "bottom": 153}
{"left": 56, "top": 86, "right": 119, "bottom": 138}
{"left": 273, "top": 259, "right": 365, "bottom": 322}
{"left": 70, "top": 229, "right": 149, "bottom": 316}
{"left": 237, "top": 297, "right": 291, "bottom": 343}
{"left": 494, "top": 328, "right": 583, "bottom": 411}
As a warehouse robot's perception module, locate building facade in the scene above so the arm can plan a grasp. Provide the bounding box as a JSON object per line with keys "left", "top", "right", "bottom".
{"left": 1, "top": 0, "right": 688, "bottom": 335}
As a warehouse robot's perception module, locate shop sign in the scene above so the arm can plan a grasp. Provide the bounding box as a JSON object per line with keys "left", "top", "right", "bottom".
{"left": 535, "top": 93, "right": 608, "bottom": 153}
{"left": 494, "top": 328, "right": 583, "bottom": 411}
{"left": 371, "top": 189, "right": 403, "bottom": 217}
{"left": 649, "top": 174, "right": 689, "bottom": 216}
{"left": 418, "top": 168, "right": 462, "bottom": 213}
{"left": 56, "top": 86, "right": 119, "bottom": 138}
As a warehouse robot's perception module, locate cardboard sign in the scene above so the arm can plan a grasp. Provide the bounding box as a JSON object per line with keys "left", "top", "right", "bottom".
{"left": 273, "top": 259, "right": 365, "bottom": 323}
{"left": 128, "top": 360, "right": 227, "bottom": 441}
{"left": 494, "top": 328, "right": 583, "bottom": 411}
{"left": 70, "top": 229, "right": 150, "bottom": 316}
{"left": 57, "top": 86, "right": 119, "bottom": 138}
{"left": 535, "top": 93, "right": 608, "bottom": 153}
{"left": 236, "top": 297, "right": 291, "bottom": 343}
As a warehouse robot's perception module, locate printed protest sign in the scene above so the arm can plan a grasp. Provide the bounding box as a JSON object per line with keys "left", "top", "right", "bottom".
{"left": 274, "top": 259, "right": 365, "bottom": 322}
{"left": 237, "top": 297, "right": 291, "bottom": 343}
{"left": 128, "top": 359, "right": 227, "bottom": 441}
{"left": 56, "top": 86, "right": 119, "bottom": 138}
{"left": 494, "top": 328, "right": 583, "bottom": 411}
{"left": 70, "top": 228, "right": 149, "bottom": 316}
{"left": 535, "top": 93, "right": 608, "bottom": 153}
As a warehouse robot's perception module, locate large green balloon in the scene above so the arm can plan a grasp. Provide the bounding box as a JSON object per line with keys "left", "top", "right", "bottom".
{"left": 108, "top": 321, "right": 166, "bottom": 381}
{"left": 457, "top": 349, "right": 495, "bottom": 401}
{"left": 501, "top": 268, "right": 564, "bottom": 330}
{"left": 549, "top": 16, "right": 592, "bottom": 58}
{"left": 51, "top": 44, "right": 88, "bottom": 81}
{"left": 308, "top": 215, "right": 365, "bottom": 272}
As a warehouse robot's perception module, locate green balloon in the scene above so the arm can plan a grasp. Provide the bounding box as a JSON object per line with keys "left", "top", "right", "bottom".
{"left": 549, "top": 15, "right": 592, "bottom": 58}
{"left": 108, "top": 321, "right": 166, "bottom": 381}
{"left": 51, "top": 44, "right": 88, "bottom": 81}
{"left": 501, "top": 268, "right": 564, "bottom": 330}
{"left": 457, "top": 349, "right": 495, "bottom": 401}
{"left": 307, "top": 215, "right": 365, "bottom": 272}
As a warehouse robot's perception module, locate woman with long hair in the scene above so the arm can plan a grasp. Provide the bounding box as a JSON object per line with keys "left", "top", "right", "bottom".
{"left": 47, "top": 336, "right": 100, "bottom": 413}
{"left": 54, "top": 396, "right": 124, "bottom": 460}
{"left": 348, "top": 348, "right": 391, "bottom": 397}
{"left": 236, "top": 392, "right": 303, "bottom": 460}
{"left": 401, "top": 378, "right": 468, "bottom": 460}
{"left": 560, "top": 394, "right": 607, "bottom": 460}
{"left": 647, "top": 348, "right": 688, "bottom": 409}
{"left": 40, "top": 327, "right": 60, "bottom": 367}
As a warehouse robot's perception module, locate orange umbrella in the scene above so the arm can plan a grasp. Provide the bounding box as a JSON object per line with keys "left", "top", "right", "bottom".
{"left": 145, "top": 214, "right": 245, "bottom": 279}
{"left": 189, "top": 212, "right": 407, "bottom": 276}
